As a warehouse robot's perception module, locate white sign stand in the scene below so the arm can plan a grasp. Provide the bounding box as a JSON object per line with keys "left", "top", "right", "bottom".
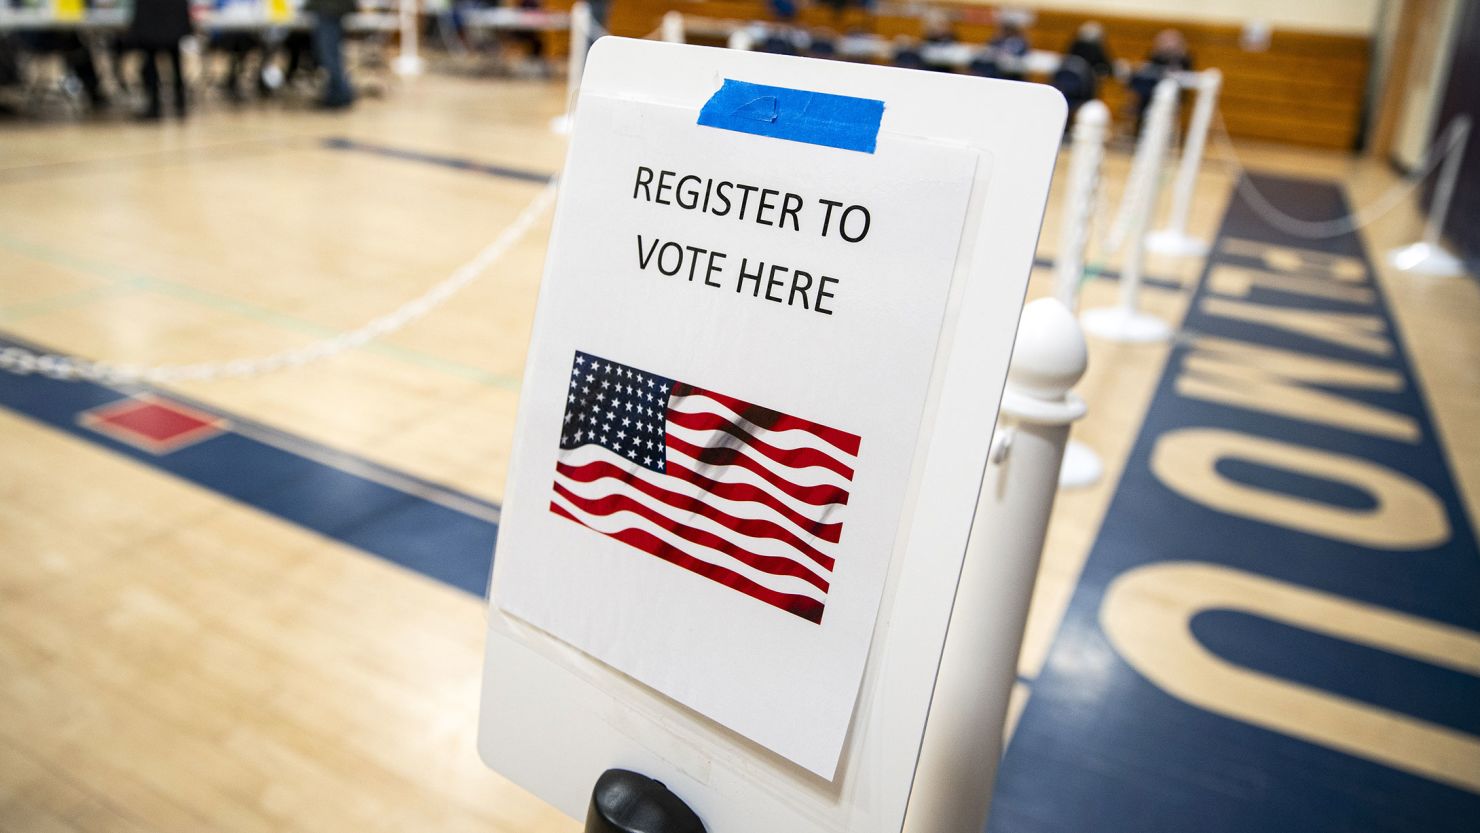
{"left": 904, "top": 297, "right": 1087, "bottom": 833}
{"left": 480, "top": 39, "right": 1064, "bottom": 833}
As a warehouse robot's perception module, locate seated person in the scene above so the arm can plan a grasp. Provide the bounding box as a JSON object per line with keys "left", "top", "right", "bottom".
{"left": 1051, "top": 55, "right": 1097, "bottom": 123}
{"left": 1130, "top": 28, "right": 1192, "bottom": 129}
{"left": 922, "top": 8, "right": 954, "bottom": 45}
{"left": 989, "top": 18, "right": 1029, "bottom": 80}
{"left": 1147, "top": 27, "right": 1192, "bottom": 72}
{"left": 1066, "top": 21, "right": 1113, "bottom": 78}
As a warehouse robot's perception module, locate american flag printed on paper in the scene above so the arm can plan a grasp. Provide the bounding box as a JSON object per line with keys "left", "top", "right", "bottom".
{"left": 551, "top": 350, "right": 860, "bottom": 624}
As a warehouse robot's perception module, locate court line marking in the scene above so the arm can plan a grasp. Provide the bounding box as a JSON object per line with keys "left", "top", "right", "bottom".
{"left": 321, "top": 137, "right": 556, "bottom": 183}
{"left": 231, "top": 417, "right": 502, "bottom": 525}
{"left": 0, "top": 134, "right": 312, "bottom": 182}
{"left": 1030, "top": 256, "right": 1185, "bottom": 290}
{"left": 0, "top": 278, "right": 152, "bottom": 322}
{"left": 0, "top": 137, "right": 557, "bottom": 385}
{"left": 0, "top": 330, "right": 500, "bottom": 594}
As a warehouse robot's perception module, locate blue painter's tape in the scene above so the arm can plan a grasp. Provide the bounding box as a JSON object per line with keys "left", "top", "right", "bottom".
{"left": 696, "top": 79, "right": 884, "bottom": 154}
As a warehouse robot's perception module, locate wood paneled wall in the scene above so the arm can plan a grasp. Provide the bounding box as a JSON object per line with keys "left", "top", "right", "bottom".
{"left": 546, "top": 0, "right": 1372, "bottom": 150}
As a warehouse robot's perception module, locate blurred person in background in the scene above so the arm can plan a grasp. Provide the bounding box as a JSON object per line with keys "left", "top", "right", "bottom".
{"left": 0, "top": 34, "right": 22, "bottom": 114}
{"left": 306, "top": 0, "right": 354, "bottom": 109}
{"left": 216, "top": 32, "right": 270, "bottom": 102}
{"left": 210, "top": 0, "right": 269, "bottom": 102}
{"left": 922, "top": 8, "right": 955, "bottom": 45}
{"left": 989, "top": 17, "right": 1029, "bottom": 81}
{"left": 1147, "top": 27, "right": 1192, "bottom": 71}
{"left": 14, "top": 30, "right": 106, "bottom": 111}
{"left": 1130, "top": 28, "right": 1192, "bottom": 129}
{"left": 126, "top": 0, "right": 192, "bottom": 119}
{"left": 263, "top": 30, "right": 316, "bottom": 94}
{"left": 587, "top": 0, "right": 609, "bottom": 35}
{"left": 504, "top": 0, "right": 548, "bottom": 67}
{"left": 1066, "top": 21, "right": 1113, "bottom": 78}
{"left": 990, "top": 18, "right": 1029, "bottom": 57}
{"left": 767, "top": 0, "right": 797, "bottom": 23}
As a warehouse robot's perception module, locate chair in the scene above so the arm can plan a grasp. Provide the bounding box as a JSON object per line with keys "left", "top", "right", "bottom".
{"left": 1051, "top": 54, "right": 1098, "bottom": 121}
{"left": 966, "top": 52, "right": 1001, "bottom": 79}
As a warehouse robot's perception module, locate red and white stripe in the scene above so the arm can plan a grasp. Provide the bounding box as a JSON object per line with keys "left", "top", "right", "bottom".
{"left": 551, "top": 387, "right": 858, "bottom": 624}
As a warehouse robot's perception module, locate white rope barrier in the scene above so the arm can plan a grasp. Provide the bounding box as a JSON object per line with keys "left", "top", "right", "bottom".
{"left": 1211, "top": 111, "right": 1471, "bottom": 242}
{"left": 0, "top": 178, "right": 560, "bottom": 385}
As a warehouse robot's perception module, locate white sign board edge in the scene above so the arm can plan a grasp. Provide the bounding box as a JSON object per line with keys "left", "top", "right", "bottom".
{"left": 478, "top": 38, "right": 1065, "bottom": 833}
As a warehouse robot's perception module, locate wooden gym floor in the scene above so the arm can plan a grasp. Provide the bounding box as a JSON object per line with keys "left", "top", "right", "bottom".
{"left": 0, "top": 73, "right": 1476, "bottom": 832}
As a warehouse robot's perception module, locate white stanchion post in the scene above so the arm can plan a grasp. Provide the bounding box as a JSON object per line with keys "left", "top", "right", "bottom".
{"left": 1053, "top": 100, "right": 1108, "bottom": 490}
{"left": 660, "top": 10, "right": 684, "bottom": 43}
{"left": 903, "top": 298, "right": 1088, "bottom": 833}
{"left": 551, "top": 1, "right": 592, "bottom": 135}
{"left": 727, "top": 27, "right": 756, "bottom": 51}
{"left": 393, "top": 0, "right": 425, "bottom": 75}
{"left": 1107, "top": 78, "right": 1168, "bottom": 252}
{"left": 1082, "top": 77, "right": 1178, "bottom": 343}
{"left": 1054, "top": 101, "right": 1110, "bottom": 308}
{"left": 1388, "top": 115, "right": 1472, "bottom": 277}
{"left": 1148, "top": 68, "right": 1221, "bottom": 257}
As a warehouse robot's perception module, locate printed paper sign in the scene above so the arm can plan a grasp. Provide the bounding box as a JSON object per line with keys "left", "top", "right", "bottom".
{"left": 491, "top": 90, "right": 980, "bottom": 778}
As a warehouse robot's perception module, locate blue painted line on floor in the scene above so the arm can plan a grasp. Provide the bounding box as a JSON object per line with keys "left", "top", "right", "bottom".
{"left": 992, "top": 175, "right": 1480, "bottom": 832}
{"left": 322, "top": 137, "right": 554, "bottom": 184}
{"left": 1031, "top": 256, "right": 1184, "bottom": 291}
{"left": 0, "top": 333, "right": 499, "bottom": 596}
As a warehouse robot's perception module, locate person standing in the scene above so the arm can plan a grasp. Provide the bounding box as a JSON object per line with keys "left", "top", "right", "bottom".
{"left": 125, "top": 0, "right": 192, "bottom": 119}
{"left": 306, "top": 0, "right": 355, "bottom": 109}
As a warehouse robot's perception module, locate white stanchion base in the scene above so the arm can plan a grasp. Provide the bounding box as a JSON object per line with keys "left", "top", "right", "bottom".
{"left": 1145, "top": 229, "right": 1209, "bottom": 257}
{"left": 550, "top": 113, "right": 574, "bottom": 135}
{"left": 1080, "top": 305, "right": 1174, "bottom": 343}
{"left": 393, "top": 54, "right": 425, "bottom": 76}
{"left": 1059, "top": 439, "right": 1103, "bottom": 490}
{"left": 1387, "top": 242, "right": 1468, "bottom": 277}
